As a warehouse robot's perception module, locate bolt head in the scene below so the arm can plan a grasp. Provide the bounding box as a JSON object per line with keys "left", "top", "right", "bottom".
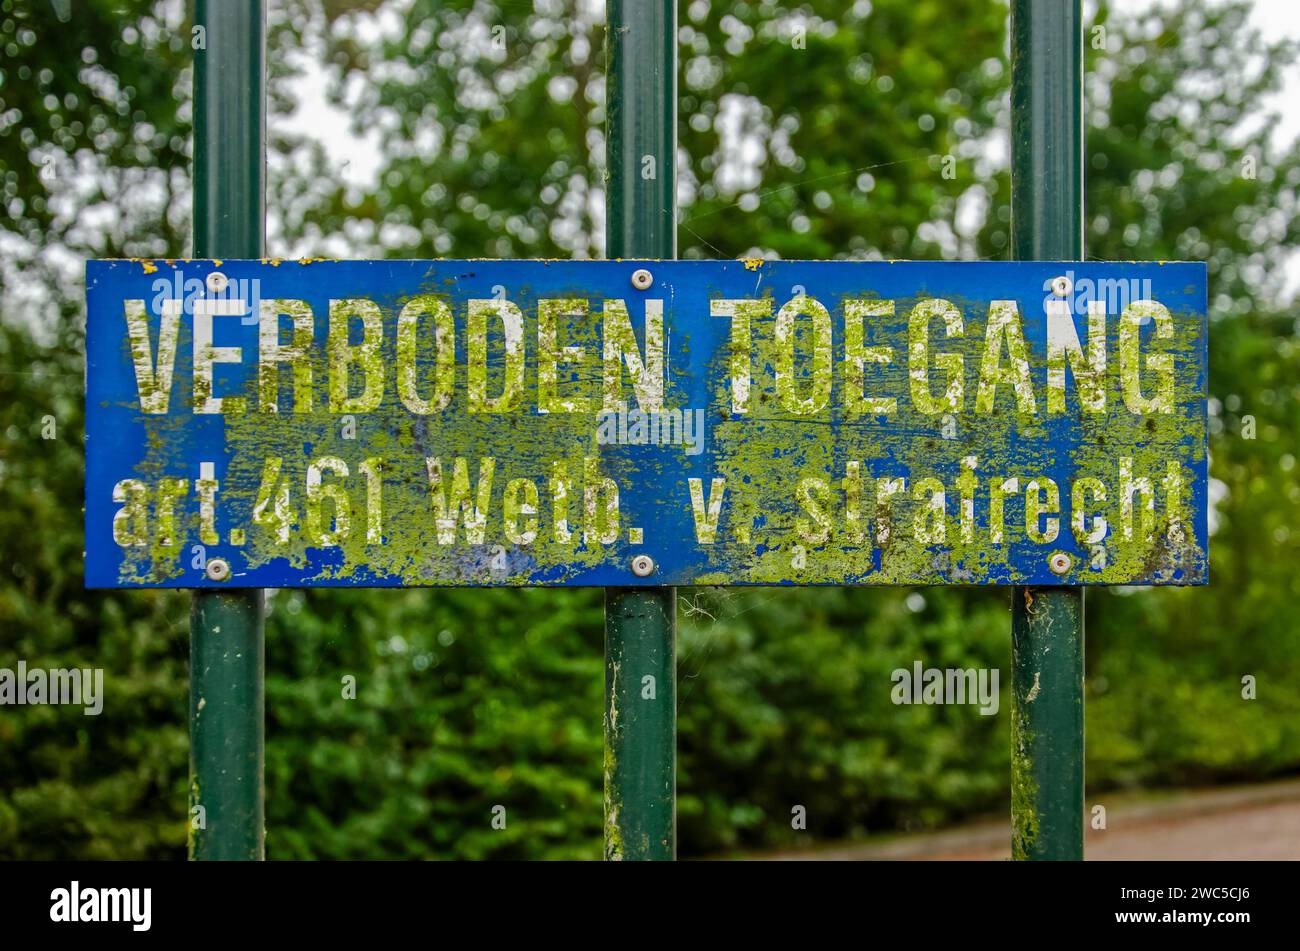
{"left": 1048, "top": 551, "right": 1072, "bottom": 576}
{"left": 630, "top": 554, "right": 656, "bottom": 577}
{"left": 1051, "top": 275, "right": 1072, "bottom": 298}
{"left": 205, "top": 557, "right": 231, "bottom": 582}
{"left": 630, "top": 268, "right": 654, "bottom": 291}
{"left": 206, "top": 271, "right": 229, "bottom": 293}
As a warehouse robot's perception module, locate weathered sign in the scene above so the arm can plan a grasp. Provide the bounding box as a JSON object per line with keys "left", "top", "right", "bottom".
{"left": 85, "top": 259, "right": 1207, "bottom": 588}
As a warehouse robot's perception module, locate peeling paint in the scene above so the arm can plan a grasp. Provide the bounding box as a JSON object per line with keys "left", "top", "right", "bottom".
{"left": 1010, "top": 706, "right": 1040, "bottom": 859}
{"left": 1025, "top": 671, "right": 1041, "bottom": 702}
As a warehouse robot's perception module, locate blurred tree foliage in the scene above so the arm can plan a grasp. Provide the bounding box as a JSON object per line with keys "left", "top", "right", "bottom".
{"left": 1, "top": 0, "right": 1298, "bottom": 859}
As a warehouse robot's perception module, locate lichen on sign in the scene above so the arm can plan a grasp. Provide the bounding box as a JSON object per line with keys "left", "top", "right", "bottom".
{"left": 84, "top": 259, "right": 1209, "bottom": 588}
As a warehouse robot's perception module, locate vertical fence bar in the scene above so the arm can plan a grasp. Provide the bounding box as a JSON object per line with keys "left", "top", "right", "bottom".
{"left": 1009, "top": 0, "right": 1085, "bottom": 861}
{"left": 603, "top": 0, "right": 677, "bottom": 861}
{"left": 189, "top": 0, "right": 267, "bottom": 860}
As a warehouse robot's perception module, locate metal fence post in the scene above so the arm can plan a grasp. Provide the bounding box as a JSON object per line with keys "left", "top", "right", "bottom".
{"left": 1009, "top": 0, "right": 1085, "bottom": 861}
{"left": 189, "top": 0, "right": 267, "bottom": 861}
{"left": 602, "top": 0, "right": 677, "bottom": 861}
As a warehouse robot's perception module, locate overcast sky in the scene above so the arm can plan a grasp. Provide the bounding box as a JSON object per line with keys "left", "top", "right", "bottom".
{"left": 1217, "top": 0, "right": 1299, "bottom": 143}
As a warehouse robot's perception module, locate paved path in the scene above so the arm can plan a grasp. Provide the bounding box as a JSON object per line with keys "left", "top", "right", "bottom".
{"left": 762, "top": 778, "right": 1300, "bottom": 861}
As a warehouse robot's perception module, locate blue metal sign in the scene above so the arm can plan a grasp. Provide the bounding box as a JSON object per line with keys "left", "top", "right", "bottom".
{"left": 85, "top": 259, "right": 1207, "bottom": 588}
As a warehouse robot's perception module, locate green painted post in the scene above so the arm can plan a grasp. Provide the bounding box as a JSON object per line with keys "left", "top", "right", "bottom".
{"left": 189, "top": 0, "right": 267, "bottom": 861}
{"left": 603, "top": 0, "right": 677, "bottom": 861}
{"left": 1009, "top": 0, "right": 1085, "bottom": 861}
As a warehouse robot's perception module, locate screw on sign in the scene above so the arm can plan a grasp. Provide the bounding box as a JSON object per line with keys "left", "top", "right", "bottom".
{"left": 204, "top": 557, "right": 231, "bottom": 582}
{"left": 630, "top": 554, "right": 656, "bottom": 578}
{"left": 1048, "top": 551, "right": 1073, "bottom": 576}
